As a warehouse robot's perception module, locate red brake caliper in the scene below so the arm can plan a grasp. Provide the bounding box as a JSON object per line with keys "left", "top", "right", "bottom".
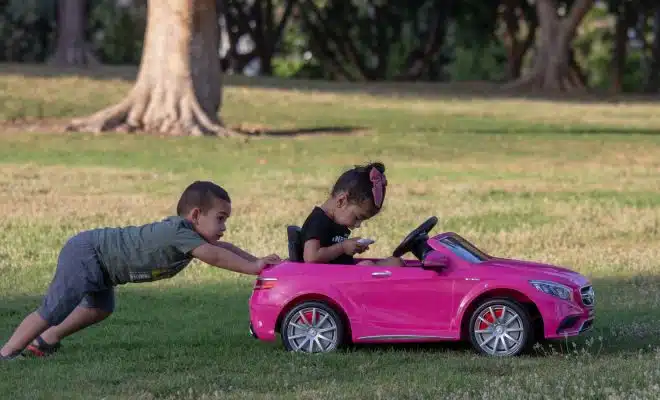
{"left": 298, "top": 311, "right": 315, "bottom": 326}
{"left": 478, "top": 307, "right": 504, "bottom": 330}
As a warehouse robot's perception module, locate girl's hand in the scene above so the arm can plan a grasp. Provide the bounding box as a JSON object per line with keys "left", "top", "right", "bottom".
{"left": 342, "top": 238, "right": 368, "bottom": 255}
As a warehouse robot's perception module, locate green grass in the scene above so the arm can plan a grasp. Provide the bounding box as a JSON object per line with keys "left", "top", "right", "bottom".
{"left": 1, "top": 64, "right": 660, "bottom": 399}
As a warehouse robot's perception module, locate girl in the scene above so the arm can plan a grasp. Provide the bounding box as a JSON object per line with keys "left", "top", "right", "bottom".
{"left": 299, "top": 162, "right": 404, "bottom": 267}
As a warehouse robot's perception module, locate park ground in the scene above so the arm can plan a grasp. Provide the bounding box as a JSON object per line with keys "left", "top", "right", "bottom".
{"left": 0, "top": 64, "right": 659, "bottom": 399}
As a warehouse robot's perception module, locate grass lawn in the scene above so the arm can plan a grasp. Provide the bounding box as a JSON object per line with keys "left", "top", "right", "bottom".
{"left": 1, "top": 64, "right": 660, "bottom": 399}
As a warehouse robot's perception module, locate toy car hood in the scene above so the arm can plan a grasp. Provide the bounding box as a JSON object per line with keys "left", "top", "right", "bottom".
{"left": 477, "top": 258, "right": 590, "bottom": 287}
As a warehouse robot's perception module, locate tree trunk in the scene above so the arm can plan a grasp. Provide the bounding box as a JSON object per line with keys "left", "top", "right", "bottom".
{"left": 500, "top": 0, "right": 537, "bottom": 80}
{"left": 68, "top": 0, "right": 235, "bottom": 137}
{"left": 48, "top": 0, "right": 99, "bottom": 66}
{"left": 645, "top": 4, "right": 660, "bottom": 93}
{"left": 610, "top": 2, "right": 629, "bottom": 94}
{"left": 505, "top": 0, "right": 594, "bottom": 92}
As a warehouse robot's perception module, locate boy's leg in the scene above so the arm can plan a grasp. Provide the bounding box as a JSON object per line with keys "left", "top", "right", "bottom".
{"left": 0, "top": 265, "right": 82, "bottom": 358}
{"left": 35, "top": 288, "right": 114, "bottom": 347}
{"left": 1, "top": 232, "right": 109, "bottom": 357}
{"left": 0, "top": 312, "right": 50, "bottom": 358}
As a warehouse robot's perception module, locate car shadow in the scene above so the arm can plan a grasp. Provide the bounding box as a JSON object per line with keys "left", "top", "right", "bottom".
{"left": 345, "top": 340, "right": 473, "bottom": 354}
{"left": 1, "top": 274, "right": 658, "bottom": 359}
{"left": 339, "top": 275, "right": 660, "bottom": 358}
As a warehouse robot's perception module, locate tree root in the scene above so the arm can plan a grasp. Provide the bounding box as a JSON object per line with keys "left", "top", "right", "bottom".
{"left": 503, "top": 68, "right": 587, "bottom": 93}
{"left": 67, "top": 88, "right": 241, "bottom": 137}
{"left": 47, "top": 43, "right": 100, "bottom": 67}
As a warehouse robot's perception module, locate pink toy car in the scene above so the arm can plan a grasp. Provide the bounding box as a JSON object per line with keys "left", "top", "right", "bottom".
{"left": 248, "top": 217, "right": 595, "bottom": 356}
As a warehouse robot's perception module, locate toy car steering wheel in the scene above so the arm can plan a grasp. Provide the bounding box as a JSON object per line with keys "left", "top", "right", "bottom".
{"left": 392, "top": 216, "right": 438, "bottom": 259}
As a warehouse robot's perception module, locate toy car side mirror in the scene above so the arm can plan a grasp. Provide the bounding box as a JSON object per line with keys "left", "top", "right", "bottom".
{"left": 422, "top": 254, "right": 449, "bottom": 271}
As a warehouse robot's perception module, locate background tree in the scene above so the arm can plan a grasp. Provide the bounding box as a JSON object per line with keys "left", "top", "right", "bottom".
{"left": 296, "top": 0, "right": 455, "bottom": 81}
{"left": 507, "top": 0, "right": 595, "bottom": 92}
{"left": 68, "top": 0, "right": 233, "bottom": 137}
{"left": 48, "top": 0, "right": 99, "bottom": 66}
{"left": 497, "top": 0, "right": 537, "bottom": 80}
{"left": 222, "top": 0, "right": 296, "bottom": 75}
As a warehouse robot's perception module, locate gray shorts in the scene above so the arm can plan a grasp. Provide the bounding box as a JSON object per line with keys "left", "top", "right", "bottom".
{"left": 38, "top": 230, "right": 115, "bottom": 326}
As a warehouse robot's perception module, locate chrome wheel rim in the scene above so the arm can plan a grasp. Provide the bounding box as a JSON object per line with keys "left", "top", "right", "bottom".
{"left": 473, "top": 305, "right": 525, "bottom": 356}
{"left": 285, "top": 307, "right": 339, "bottom": 353}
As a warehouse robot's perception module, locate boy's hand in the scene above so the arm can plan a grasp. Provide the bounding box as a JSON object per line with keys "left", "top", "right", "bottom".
{"left": 252, "top": 254, "right": 283, "bottom": 273}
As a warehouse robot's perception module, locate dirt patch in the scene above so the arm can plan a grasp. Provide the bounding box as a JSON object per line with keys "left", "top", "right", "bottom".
{"left": 0, "top": 118, "right": 368, "bottom": 138}
{"left": 0, "top": 118, "right": 71, "bottom": 135}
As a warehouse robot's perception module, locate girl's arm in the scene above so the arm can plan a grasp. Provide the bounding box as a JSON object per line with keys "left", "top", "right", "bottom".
{"left": 304, "top": 238, "right": 360, "bottom": 263}
{"left": 214, "top": 241, "right": 258, "bottom": 261}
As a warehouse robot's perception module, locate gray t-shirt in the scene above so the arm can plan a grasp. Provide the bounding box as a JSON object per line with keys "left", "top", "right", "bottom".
{"left": 88, "top": 216, "right": 208, "bottom": 285}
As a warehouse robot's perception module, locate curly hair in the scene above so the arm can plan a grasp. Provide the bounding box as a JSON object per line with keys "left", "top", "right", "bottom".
{"left": 330, "top": 161, "right": 387, "bottom": 212}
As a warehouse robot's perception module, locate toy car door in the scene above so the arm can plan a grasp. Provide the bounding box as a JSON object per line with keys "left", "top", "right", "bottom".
{"left": 350, "top": 265, "right": 455, "bottom": 340}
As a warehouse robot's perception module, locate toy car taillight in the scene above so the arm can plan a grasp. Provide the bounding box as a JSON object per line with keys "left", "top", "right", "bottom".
{"left": 254, "top": 277, "right": 278, "bottom": 290}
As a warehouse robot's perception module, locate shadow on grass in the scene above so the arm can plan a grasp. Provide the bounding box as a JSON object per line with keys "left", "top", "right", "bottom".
{"left": 350, "top": 275, "right": 660, "bottom": 357}
{"left": 434, "top": 115, "right": 660, "bottom": 136}
{"left": 3, "top": 63, "right": 659, "bottom": 106}
{"left": 234, "top": 125, "right": 367, "bottom": 137}
{"left": 2, "top": 275, "right": 658, "bottom": 361}
{"left": 466, "top": 125, "right": 660, "bottom": 136}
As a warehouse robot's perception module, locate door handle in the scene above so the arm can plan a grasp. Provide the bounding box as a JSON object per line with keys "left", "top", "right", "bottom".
{"left": 371, "top": 271, "right": 391, "bottom": 278}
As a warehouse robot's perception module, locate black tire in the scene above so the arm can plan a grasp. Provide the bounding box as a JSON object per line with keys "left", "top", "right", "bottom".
{"left": 280, "top": 301, "right": 345, "bottom": 354}
{"left": 467, "top": 298, "right": 535, "bottom": 357}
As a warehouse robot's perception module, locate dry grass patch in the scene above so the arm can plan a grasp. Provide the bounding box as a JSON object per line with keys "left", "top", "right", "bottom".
{"left": 3, "top": 67, "right": 660, "bottom": 134}
{"left": 2, "top": 66, "right": 660, "bottom": 400}
{"left": 0, "top": 164, "right": 183, "bottom": 222}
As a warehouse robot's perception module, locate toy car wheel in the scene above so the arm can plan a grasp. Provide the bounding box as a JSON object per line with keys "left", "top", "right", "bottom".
{"left": 280, "top": 301, "right": 344, "bottom": 354}
{"left": 468, "top": 298, "right": 534, "bottom": 357}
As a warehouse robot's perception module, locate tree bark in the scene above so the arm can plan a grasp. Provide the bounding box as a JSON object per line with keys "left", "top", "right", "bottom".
{"left": 505, "top": 0, "right": 595, "bottom": 92}
{"left": 48, "top": 0, "right": 99, "bottom": 66}
{"left": 645, "top": 4, "right": 660, "bottom": 93}
{"left": 610, "top": 1, "right": 630, "bottom": 94}
{"left": 500, "top": 0, "right": 537, "bottom": 80}
{"left": 68, "top": 0, "right": 235, "bottom": 137}
{"left": 224, "top": 0, "right": 296, "bottom": 75}
{"left": 394, "top": 0, "right": 454, "bottom": 80}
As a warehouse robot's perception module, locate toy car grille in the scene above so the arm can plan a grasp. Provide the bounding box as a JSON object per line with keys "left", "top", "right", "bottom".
{"left": 580, "top": 285, "right": 595, "bottom": 306}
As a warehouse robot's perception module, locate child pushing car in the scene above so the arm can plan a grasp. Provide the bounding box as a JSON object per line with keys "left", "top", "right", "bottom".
{"left": 0, "top": 180, "right": 283, "bottom": 360}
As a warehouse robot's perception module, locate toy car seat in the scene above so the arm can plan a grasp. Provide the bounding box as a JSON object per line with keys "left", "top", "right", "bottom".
{"left": 287, "top": 225, "right": 303, "bottom": 262}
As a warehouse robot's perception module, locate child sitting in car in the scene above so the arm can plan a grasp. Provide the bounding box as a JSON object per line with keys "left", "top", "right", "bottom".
{"left": 299, "top": 162, "right": 404, "bottom": 267}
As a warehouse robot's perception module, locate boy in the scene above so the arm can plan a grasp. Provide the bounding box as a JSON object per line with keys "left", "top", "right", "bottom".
{"left": 0, "top": 180, "right": 282, "bottom": 360}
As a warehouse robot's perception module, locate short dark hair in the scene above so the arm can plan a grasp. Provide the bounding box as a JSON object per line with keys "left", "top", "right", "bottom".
{"left": 176, "top": 181, "right": 231, "bottom": 216}
{"left": 331, "top": 161, "right": 387, "bottom": 212}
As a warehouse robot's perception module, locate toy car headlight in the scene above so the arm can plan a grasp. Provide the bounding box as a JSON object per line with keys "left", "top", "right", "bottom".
{"left": 529, "top": 280, "right": 573, "bottom": 301}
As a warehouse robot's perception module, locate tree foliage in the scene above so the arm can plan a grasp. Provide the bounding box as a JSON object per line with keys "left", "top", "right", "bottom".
{"left": 1, "top": 0, "right": 658, "bottom": 93}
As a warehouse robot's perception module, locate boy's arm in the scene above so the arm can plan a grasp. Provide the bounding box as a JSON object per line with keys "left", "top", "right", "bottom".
{"left": 192, "top": 243, "right": 267, "bottom": 275}
{"left": 214, "top": 241, "right": 257, "bottom": 262}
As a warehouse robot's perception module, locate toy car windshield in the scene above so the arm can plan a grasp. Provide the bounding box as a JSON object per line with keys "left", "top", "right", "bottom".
{"left": 434, "top": 234, "right": 491, "bottom": 263}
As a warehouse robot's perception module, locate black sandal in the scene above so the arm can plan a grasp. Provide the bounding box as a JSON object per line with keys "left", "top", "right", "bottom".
{"left": 25, "top": 336, "right": 61, "bottom": 357}
{"left": 0, "top": 350, "right": 25, "bottom": 360}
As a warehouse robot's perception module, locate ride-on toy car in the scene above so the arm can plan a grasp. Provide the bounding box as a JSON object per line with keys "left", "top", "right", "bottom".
{"left": 248, "top": 217, "right": 595, "bottom": 356}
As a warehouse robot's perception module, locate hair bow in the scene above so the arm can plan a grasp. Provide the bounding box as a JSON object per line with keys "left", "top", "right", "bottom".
{"left": 369, "top": 167, "right": 387, "bottom": 209}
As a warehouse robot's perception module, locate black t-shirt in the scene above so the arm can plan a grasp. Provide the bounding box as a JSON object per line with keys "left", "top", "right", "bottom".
{"left": 299, "top": 206, "right": 354, "bottom": 265}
